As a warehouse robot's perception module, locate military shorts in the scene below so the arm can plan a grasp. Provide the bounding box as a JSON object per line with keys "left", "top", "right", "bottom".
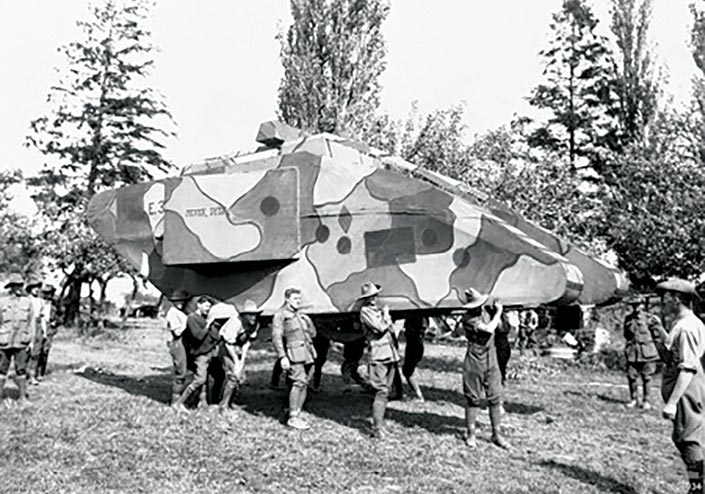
{"left": 288, "top": 362, "right": 314, "bottom": 388}
{"left": 626, "top": 361, "right": 656, "bottom": 381}
{"left": 368, "top": 361, "right": 396, "bottom": 398}
{"left": 462, "top": 347, "right": 502, "bottom": 407}
{"left": 0, "top": 348, "right": 29, "bottom": 376}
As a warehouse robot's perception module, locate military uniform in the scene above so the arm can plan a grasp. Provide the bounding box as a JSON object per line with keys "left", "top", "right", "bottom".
{"left": 36, "top": 292, "right": 58, "bottom": 379}
{"left": 623, "top": 310, "right": 661, "bottom": 406}
{"left": 272, "top": 304, "right": 317, "bottom": 424}
{"left": 461, "top": 309, "right": 502, "bottom": 408}
{"left": 165, "top": 305, "right": 188, "bottom": 404}
{"left": 0, "top": 277, "right": 36, "bottom": 402}
{"left": 360, "top": 299, "right": 400, "bottom": 437}
{"left": 175, "top": 311, "right": 220, "bottom": 407}
{"left": 661, "top": 312, "right": 705, "bottom": 485}
{"left": 26, "top": 283, "right": 44, "bottom": 384}
{"left": 218, "top": 307, "right": 260, "bottom": 408}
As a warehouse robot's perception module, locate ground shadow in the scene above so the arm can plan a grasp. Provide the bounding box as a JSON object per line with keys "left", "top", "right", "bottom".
{"left": 77, "top": 363, "right": 543, "bottom": 437}
{"left": 79, "top": 368, "right": 172, "bottom": 404}
{"left": 417, "top": 354, "right": 463, "bottom": 373}
{"left": 564, "top": 389, "right": 627, "bottom": 406}
{"left": 538, "top": 459, "right": 639, "bottom": 494}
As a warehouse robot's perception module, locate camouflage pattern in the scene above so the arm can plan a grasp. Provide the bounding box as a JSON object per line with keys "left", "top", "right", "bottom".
{"left": 87, "top": 121, "right": 626, "bottom": 317}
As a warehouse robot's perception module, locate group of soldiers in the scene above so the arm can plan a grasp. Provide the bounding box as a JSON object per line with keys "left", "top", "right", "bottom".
{"left": 161, "top": 281, "right": 515, "bottom": 446}
{"left": 0, "top": 272, "right": 57, "bottom": 404}
{"left": 2, "top": 268, "right": 700, "bottom": 492}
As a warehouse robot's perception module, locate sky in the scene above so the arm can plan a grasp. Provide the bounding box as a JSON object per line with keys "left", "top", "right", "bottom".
{"left": 0, "top": 0, "right": 699, "bottom": 181}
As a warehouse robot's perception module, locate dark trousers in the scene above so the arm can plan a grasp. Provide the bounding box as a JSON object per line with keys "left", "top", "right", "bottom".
{"left": 0, "top": 348, "right": 29, "bottom": 377}
{"left": 496, "top": 344, "right": 511, "bottom": 386}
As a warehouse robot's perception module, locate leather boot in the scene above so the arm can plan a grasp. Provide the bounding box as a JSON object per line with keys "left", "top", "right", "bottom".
{"left": 16, "top": 375, "right": 29, "bottom": 403}
{"left": 219, "top": 378, "right": 239, "bottom": 409}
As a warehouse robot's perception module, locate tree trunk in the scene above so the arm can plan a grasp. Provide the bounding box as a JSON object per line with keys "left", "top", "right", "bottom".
{"left": 62, "top": 277, "right": 82, "bottom": 327}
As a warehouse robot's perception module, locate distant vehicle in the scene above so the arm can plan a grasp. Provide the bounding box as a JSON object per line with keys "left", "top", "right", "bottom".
{"left": 87, "top": 121, "right": 628, "bottom": 340}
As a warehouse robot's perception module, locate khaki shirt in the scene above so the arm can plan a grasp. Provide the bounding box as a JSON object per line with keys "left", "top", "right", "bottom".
{"left": 360, "top": 305, "right": 400, "bottom": 363}
{"left": 165, "top": 306, "right": 188, "bottom": 339}
{"left": 271, "top": 306, "right": 316, "bottom": 363}
{"left": 662, "top": 312, "right": 705, "bottom": 399}
{"left": 0, "top": 294, "right": 35, "bottom": 349}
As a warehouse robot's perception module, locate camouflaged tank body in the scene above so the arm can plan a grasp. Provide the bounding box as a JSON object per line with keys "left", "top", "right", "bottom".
{"left": 392, "top": 164, "right": 630, "bottom": 306}
{"left": 87, "top": 121, "right": 593, "bottom": 317}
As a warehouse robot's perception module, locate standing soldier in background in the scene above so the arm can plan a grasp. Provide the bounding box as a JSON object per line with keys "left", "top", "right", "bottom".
{"left": 36, "top": 284, "right": 58, "bottom": 381}
{"left": 402, "top": 315, "right": 427, "bottom": 401}
{"left": 0, "top": 273, "right": 36, "bottom": 405}
{"left": 165, "top": 290, "right": 190, "bottom": 406}
{"left": 272, "top": 287, "right": 317, "bottom": 430}
{"left": 654, "top": 279, "right": 705, "bottom": 494}
{"left": 622, "top": 294, "right": 662, "bottom": 410}
{"left": 358, "top": 282, "right": 400, "bottom": 439}
{"left": 25, "top": 278, "right": 44, "bottom": 386}
{"left": 455, "top": 288, "right": 510, "bottom": 450}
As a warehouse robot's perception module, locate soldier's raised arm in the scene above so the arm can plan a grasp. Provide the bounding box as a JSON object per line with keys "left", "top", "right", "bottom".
{"left": 360, "top": 305, "right": 391, "bottom": 335}
{"left": 649, "top": 314, "right": 669, "bottom": 361}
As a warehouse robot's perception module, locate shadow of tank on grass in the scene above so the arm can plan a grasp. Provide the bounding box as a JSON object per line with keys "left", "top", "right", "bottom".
{"left": 537, "top": 459, "right": 641, "bottom": 494}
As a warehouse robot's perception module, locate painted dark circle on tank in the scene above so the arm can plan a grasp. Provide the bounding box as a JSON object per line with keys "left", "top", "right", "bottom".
{"left": 337, "top": 236, "right": 352, "bottom": 255}
{"left": 422, "top": 228, "right": 438, "bottom": 247}
{"left": 260, "top": 196, "right": 280, "bottom": 216}
{"left": 315, "top": 225, "right": 330, "bottom": 243}
{"left": 387, "top": 187, "right": 455, "bottom": 255}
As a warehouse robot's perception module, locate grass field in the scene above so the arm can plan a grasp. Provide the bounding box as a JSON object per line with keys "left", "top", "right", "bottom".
{"left": 0, "top": 319, "right": 688, "bottom": 494}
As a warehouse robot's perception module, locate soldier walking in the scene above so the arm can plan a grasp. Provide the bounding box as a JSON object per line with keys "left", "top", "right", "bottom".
{"left": 26, "top": 278, "right": 44, "bottom": 386}
{"left": 215, "top": 300, "right": 262, "bottom": 410}
{"left": 0, "top": 273, "right": 36, "bottom": 405}
{"left": 654, "top": 279, "right": 705, "bottom": 494}
{"left": 165, "top": 290, "right": 190, "bottom": 405}
{"left": 272, "top": 288, "right": 317, "bottom": 430}
{"left": 455, "top": 287, "right": 510, "bottom": 450}
{"left": 358, "top": 282, "right": 400, "bottom": 439}
{"left": 174, "top": 296, "right": 217, "bottom": 409}
{"left": 622, "top": 294, "right": 662, "bottom": 409}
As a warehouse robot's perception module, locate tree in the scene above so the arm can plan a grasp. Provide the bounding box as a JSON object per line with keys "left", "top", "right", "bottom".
{"left": 603, "top": 114, "right": 705, "bottom": 285}
{"left": 527, "top": 0, "right": 619, "bottom": 167}
{"left": 610, "top": 0, "right": 660, "bottom": 144}
{"left": 0, "top": 171, "right": 42, "bottom": 276}
{"left": 26, "top": 0, "right": 175, "bottom": 326}
{"left": 686, "top": 1, "right": 705, "bottom": 163}
{"left": 278, "top": 0, "right": 389, "bottom": 138}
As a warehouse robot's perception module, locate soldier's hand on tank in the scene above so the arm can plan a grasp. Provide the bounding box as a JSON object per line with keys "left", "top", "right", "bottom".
{"left": 662, "top": 402, "right": 676, "bottom": 421}
{"left": 280, "top": 356, "right": 291, "bottom": 371}
{"left": 494, "top": 300, "right": 504, "bottom": 312}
